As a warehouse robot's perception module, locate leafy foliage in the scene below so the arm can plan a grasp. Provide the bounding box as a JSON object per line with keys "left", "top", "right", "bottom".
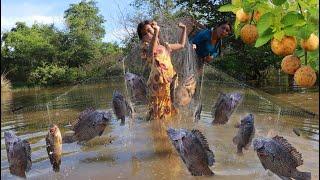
{"left": 1, "top": 0, "right": 122, "bottom": 87}
{"left": 219, "top": 0, "right": 319, "bottom": 71}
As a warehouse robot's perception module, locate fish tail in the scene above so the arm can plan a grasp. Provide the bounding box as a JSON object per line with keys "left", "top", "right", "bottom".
{"left": 293, "top": 170, "right": 311, "bottom": 180}
{"left": 232, "top": 136, "right": 238, "bottom": 145}
{"left": 120, "top": 118, "right": 125, "bottom": 126}
{"left": 53, "top": 164, "right": 60, "bottom": 172}
{"left": 203, "top": 167, "right": 214, "bottom": 176}
{"left": 62, "top": 134, "right": 76, "bottom": 143}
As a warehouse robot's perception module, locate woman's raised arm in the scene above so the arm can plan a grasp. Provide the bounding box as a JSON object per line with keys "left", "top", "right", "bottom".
{"left": 168, "top": 23, "right": 187, "bottom": 51}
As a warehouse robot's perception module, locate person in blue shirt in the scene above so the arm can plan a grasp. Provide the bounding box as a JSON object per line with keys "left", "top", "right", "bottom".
{"left": 190, "top": 21, "right": 232, "bottom": 74}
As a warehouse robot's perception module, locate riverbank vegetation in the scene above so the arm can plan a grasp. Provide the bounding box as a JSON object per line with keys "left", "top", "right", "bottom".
{"left": 1, "top": 0, "right": 318, "bottom": 88}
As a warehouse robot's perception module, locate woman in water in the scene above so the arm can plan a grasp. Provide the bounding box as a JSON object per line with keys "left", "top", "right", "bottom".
{"left": 137, "top": 20, "right": 187, "bottom": 120}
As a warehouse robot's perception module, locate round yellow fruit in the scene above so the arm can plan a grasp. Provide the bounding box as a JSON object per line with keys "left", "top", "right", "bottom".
{"left": 240, "top": 24, "right": 258, "bottom": 45}
{"left": 300, "top": 33, "right": 319, "bottom": 51}
{"left": 236, "top": 9, "right": 250, "bottom": 22}
{"left": 281, "top": 55, "right": 301, "bottom": 75}
{"left": 294, "top": 66, "right": 317, "bottom": 87}
{"left": 271, "top": 36, "right": 297, "bottom": 56}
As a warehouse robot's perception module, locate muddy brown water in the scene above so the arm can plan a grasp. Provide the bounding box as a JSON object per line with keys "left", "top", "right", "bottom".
{"left": 1, "top": 78, "right": 319, "bottom": 179}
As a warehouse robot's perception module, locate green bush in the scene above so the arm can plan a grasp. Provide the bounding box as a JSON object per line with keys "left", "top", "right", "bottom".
{"left": 28, "top": 63, "right": 86, "bottom": 86}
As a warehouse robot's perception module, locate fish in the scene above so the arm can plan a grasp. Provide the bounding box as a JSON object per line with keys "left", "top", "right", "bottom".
{"left": 174, "top": 74, "right": 196, "bottom": 107}
{"left": 253, "top": 135, "right": 311, "bottom": 180}
{"left": 193, "top": 103, "right": 202, "bottom": 122}
{"left": 63, "top": 108, "right": 112, "bottom": 143}
{"left": 293, "top": 128, "right": 301, "bottom": 136}
{"left": 125, "top": 72, "right": 148, "bottom": 103}
{"left": 4, "top": 131, "right": 32, "bottom": 178}
{"left": 46, "top": 124, "right": 62, "bottom": 172}
{"left": 232, "top": 113, "right": 255, "bottom": 154}
{"left": 112, "top": 90, "right": 134, "bottom": 125}
{"left": 167, "top": 128, "right": 215, "bottom": 176}
{"left": 212, "top": 92, "right": 243, "bottom": 125}
{"left": 11, "top": 105, "right": 24, "bottom": 113}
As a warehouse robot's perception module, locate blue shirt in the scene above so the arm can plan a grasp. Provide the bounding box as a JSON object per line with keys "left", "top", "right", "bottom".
{"left": 189, "top": 29, "right": 222, "bottom": 59}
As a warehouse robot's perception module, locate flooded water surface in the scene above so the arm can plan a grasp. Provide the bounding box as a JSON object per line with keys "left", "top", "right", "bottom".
{"left": 1, "top": 77, "right": 319, "bottom": 180}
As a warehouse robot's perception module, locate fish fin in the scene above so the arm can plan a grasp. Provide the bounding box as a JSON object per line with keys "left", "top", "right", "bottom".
{"left": 245, "top": 128, "right": 255, "bottom": 149}
{"left": 292, "top": 170, "right": 311, "bottom": 180}
{"left": 125, "top": 100, "right": 134, "bottom": 115}
{"left": 188, "top": 165, "right": 214, "bottom": 176}
{"left": 53, "top": 164, "right": 60, "bottom": 172}
{"left": 98, "top": 130, "right": 104, "bottom": 136}
{"left": 234, "top": 122, "right": 240, "bottom": 128}
{"left": 120, "top": 119, "right": 125, "bottom": 126}
{"left": 45, "top": 134, "right": 54, "bottom": 164}
{"left": 62, "top": 134, "right": 77, "bottom": 143}
{"left": 278, "top": 175, "right": 291, "bottom": 180}
{"left": 237, "top": 144, "right": 243, "bottom": 155}
{"left": 22, "top": 140, "right": 32, "bottom": 172}
{"left": 272, "top": 135, "right": 303, "bottom": 167}
{"left": 232, "top": 136, "right": 239, "bottom": 145}
{"left": 188, "top": 165, "right": 202, "bottom": 176}
{"left": 73, "top": 108, "right": 95, "bottom": 131}
{"left": 211, "top": 93, "right": 226, "bottom": 119}
{"left": 170, "top": 74, "right": 177, "bottom": 103}
{"left": 191, "top": 129, "right": 215, "bottom": 166}
{"left": 244, "top": 144, "right": 250, "bottom": 150}
{"left": 202, "top": 167, "right": 214, "bottom": 176}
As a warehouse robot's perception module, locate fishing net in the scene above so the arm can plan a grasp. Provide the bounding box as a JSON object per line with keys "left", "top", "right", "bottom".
{"left": 1, "top": 14, "right": 318, "bottom": 180}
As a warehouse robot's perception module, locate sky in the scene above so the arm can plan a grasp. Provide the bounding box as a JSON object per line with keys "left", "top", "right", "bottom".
{"left": 1, "top": 0, "right": 136, "bottom": 44}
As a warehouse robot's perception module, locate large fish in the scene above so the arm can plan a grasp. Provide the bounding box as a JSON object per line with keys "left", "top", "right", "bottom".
{"left": 46, "top": 124, "right": 62, "bottom": 172}
{"left": 167, "top": 128, "right": 215, "bottom": 176}
{"left": 212, "top": 92, "right": 243, "bottom": 125}
{"left": 174, "top": 74, "right": 196, "bottom": 107}
{"left": 125, "top": 72, "right": 148, "bottom": 103}
{"left": 63, "top": 108, "right": 112, "bottom": 143}
{"left": 253, "top": 136, "right": 311, "bottom": 180}
{"left": 4, "top": 131, "right": 32, "bottom": 178}
{"left": 112, "top": 90, "right": 133, "bottom": 125}
{"left": 232, "top": 114, "right": 255, "bottom": 154}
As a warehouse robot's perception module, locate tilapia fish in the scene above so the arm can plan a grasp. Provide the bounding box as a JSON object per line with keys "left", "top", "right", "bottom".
{"left": 4, "top": 131, "right": 32, "bottom": 178}
{"left": 253, "top": 136, "right": 311, "bottom": 180}
{"left": 125, "top": 72, "right": 147, "bottom": 103}
{"left": 212, "top": 92, "right": 243, "bottom": 125}
{"left": 193, "top": 103, "right": 202, "bottom": 122}
{"left": 112, "top": 90, "right": 133, "bottom": 125}
{"left": 167, "top": 128, "right": 215, "bottom": 176}
{"left": 232, "top": 114, "right": 255, "bottom": 154}
{"left": 46, "top": 124, "right": 62, "bottom": 172}
{"left": 173, "top": 74, "right": 196, "bottom": 107}
{"left": 63, "top": 108, "right": 112, "bottom": 143}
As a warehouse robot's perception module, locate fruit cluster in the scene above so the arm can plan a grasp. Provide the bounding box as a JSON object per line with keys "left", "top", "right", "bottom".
{"left": 235, "top": 8, "right": 318, "bottom": 87}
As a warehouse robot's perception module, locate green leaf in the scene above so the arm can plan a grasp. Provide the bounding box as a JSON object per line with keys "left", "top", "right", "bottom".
{"left": 274, "top": 30, "right": 285, "bottom": 41}
{"left": 281, "top": 12, "right": 305, "bottom": 27}
{"left": 218, "top": 4, "right": 239, "bottom": 13}
{"left": 242, "top": 0, "right": 252, "bottom": 13}
{"left": 255, "top": 28, "right": 274, "bottom": 47}
{"left": 271, "top": 0, "right": 286, "bottom": 6}
{"left": 298, "top": 24, "right": 316, "bottom": 39}
{"left": 232, "top": 0, "right": 241, "bottom": 5}
{"left": 234, "top": 19, "right": 241, "bottom": 38}
{"left": 283, "top": 26, "right": 299, "bottom": 36}
{"left": 257, "top": 12, "right": 274, "bottom": 35}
